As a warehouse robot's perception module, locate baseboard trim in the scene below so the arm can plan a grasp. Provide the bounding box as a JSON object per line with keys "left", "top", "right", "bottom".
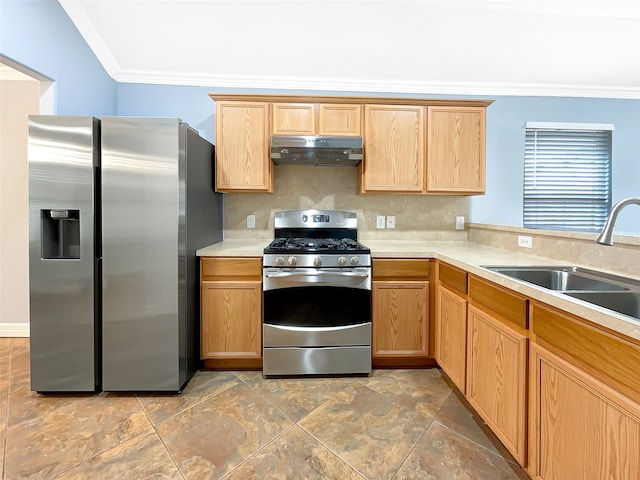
{"left": 0, "top": 323, "right": 30, "bottom": 337}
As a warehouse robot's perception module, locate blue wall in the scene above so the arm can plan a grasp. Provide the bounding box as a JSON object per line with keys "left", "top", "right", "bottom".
{"left": 0, "top": 0, "right": 116, "bottom": 116}
{"left": 476, "top": 96, "right": 640, "bottom": 234}
{"left": 116, "top": 84, "right": 216, "bottom": 142}
{"left": 3, "top": 0, "right": 639, "bottom": 234}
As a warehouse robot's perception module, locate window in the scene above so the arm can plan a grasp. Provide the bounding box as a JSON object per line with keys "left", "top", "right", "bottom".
{"left": 523, "top": 122, "right": 613, "bottom": 233}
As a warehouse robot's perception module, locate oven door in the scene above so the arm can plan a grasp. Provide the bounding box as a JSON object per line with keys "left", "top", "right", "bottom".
{"left": 263, "top": 267, "right": 371, "bottom": 348}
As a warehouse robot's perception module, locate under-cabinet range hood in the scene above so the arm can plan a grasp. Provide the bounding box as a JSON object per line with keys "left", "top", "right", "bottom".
{"left": 270, "top": 135, "right": 363, "bottom": 166}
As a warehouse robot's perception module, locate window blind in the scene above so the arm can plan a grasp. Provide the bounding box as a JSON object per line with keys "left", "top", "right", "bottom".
{"left": 523, "top": 126, "right": 612, "bottom": 233}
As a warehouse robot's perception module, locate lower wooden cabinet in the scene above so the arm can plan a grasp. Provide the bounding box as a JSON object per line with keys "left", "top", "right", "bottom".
{"left": 529, "top": 343, "right": 640, "bottom": 480}
{"left": 372, "top": 258, "right": 433, "bottom": 367}
{"left": 466, "top": 304, "right": 528, "bottom": 465}
{"left": 434, "top": 265, "right": 640, "bottom": 476}
{"left": 373, "top": 281, "right": 429, "bottom": 356}
{"left": 436, "top": 284, "right": 467, "bottom": 393}
{"left": 200, "top": 257, "right": 262, "bottom": 368}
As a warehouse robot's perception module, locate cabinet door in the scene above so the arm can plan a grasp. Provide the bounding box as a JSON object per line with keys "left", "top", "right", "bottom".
{"left": 426, "top": 106, "right": 486, "bottom": 193}
{"left": 318, "top": 104, "right": 362, "bottom": 136}
{"left": 362, "top": 105, "right": 425, "bottom": 192}
{"left": 530, "top": 343, "right": 640, "bottom": 480}
{"left": 436, "top": 285, "right": 467, "bottom": 393}
{"left": 372, "top": 280, "right": 429, "bottom": 358}
{"left": 201, "top": 281, "right": 262, "bottom": 359}
{"left": 272, "top": 103, "right": 316, "bottom": 135}
{"left": 215, "top": 101, "right": 272, "bottom": 192}
{"left": 467, "top": 304, "right": 528, "bottom": 465}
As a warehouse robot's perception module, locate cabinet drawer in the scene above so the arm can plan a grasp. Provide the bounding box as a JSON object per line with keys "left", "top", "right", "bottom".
{"left": 439, "top": 262, "right": 467, "bottom": 294}
{"left": 201, "top": 257, "right": 262, "bottom": 281}
{"left": 468, "top": 275, "right": 528, "bottom": 329}
{"left": 373, "top": 259, "right": 430, "bottom": 279}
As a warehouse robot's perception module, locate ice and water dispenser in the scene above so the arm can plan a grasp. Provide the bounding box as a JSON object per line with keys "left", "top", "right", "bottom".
{"left": 41, "top": 209, "right": 81, "bottom": 259}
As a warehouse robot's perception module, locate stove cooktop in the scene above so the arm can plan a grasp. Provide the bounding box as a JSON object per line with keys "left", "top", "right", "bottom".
{"left": 264, "top": 237, "right": 370, "bottom": 255}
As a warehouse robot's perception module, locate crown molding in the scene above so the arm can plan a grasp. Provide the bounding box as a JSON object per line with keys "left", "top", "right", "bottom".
{"left": 114, "top": 70, "right": 640, "bottom": 100}
{"left": 59, "top": 1, "right": 640, "bottom": 100}
{"left": 58, "top": 0, "right": 121, "bottom": 79}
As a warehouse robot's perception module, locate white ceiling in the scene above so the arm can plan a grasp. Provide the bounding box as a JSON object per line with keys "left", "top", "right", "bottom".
{"left": 59, "top": 0, "right": 640, "bottom": 98}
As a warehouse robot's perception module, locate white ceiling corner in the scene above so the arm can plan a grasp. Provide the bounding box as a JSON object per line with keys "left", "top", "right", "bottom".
{"left": 59, "top": 0, "right": 640, "bottom": 99}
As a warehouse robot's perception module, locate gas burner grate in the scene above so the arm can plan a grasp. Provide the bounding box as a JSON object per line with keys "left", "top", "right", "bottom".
{"left": 266, "top": 237, "right": 368, "bottom": 253}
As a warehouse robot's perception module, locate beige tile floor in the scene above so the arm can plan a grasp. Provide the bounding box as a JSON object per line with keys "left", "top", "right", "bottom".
{"left": 0, "top": 337, "right": 530, "bottom": 479}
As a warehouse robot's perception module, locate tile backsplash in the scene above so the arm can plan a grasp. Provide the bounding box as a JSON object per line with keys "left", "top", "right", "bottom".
{"left": 469, "top": 223, "right": 640, "bottom": 278}
{"left": 224, "top": 165, "right": 469, "bottom": 241}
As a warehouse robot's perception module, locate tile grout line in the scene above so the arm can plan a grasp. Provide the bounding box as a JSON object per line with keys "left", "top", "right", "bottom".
{"left": 295, "top": 422, "right": 369, "bottom": 480}
{"left": 432, "top": 420, "right": 526, "bottom": 471}
{"left": 234, "top": 373, "right": 369, "bottom": 478}
{"left": 154, "top": 371, "right": 296, "bottom": 480}
{"left": 387, "top": 389, "right": 455, "bottom": 479}
{"left": 133, "top": 394, "right": 185, "bottom": 479}
{"left": 45, "top": 386, "right": 203, "bottom": 479}
{"left": 136, "top": 374, "right": 241, "bottom": 427}
{"left": 218, "top": 423, "right": 298, "bottom": 480}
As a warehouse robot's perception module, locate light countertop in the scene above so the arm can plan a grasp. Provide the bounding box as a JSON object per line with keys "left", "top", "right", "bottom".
{"left": 196, "top": 239, "right": 640, "bottom": 343}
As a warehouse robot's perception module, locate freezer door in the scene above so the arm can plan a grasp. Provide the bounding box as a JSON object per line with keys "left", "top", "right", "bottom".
{"left": 28, "top": 115, "right": 100, "bottom": 392}
{"left": 101, "top": 117, "right": 182, "bottom": 391}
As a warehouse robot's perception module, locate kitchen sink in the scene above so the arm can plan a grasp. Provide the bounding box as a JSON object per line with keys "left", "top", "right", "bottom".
{"left": 483, "top": 265, "right": 640, "bottom": 321}
{"left": 483, "top": 266, "right": 632, "bottom": 292}
{"left": 563, "top": 292, "right": 640, "bottom": 320}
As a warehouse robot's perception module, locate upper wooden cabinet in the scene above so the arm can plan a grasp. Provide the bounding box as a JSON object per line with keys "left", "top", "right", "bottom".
{"left": 426, "top": 106, "right": 486, "bottom": 193}
{"left": 272, "top": 102, "right": 362, "bottom": 136}
{"left": 361, "top": 104, "right": 487, "bottom": 194}
{"left": 318, "top": 104, "right": 362, "bottom": 136}
{"left": 362, "top": 105, "right": 425, "bottom": 193}
{"left": 214, "top": 101, "right": 272, "bottom": 192}
{"left": 209, "top": 94, "right": 492, "bottom": 193}
{"left": 272, "top": 103, "right": 316, "bottom": 135}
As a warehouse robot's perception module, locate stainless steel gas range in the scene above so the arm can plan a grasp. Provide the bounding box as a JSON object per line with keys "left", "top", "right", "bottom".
{"left": 262, "top": 210, "right": 371, "bottom": 376}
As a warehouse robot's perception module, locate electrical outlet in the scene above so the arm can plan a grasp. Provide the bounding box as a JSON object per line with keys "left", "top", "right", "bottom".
{"left": 455, "top": 215, "right": 465, "bottom": 230}
{"left": 517, "top": 235, "right": 533, "bottom": 248}
{"left": 246, "top": 214, "right": 256, "bottom": 229}
{"left": 376, "top": 215, "right": 386, "bottom": 229}
{"left": 386, "top": 215, "right": 395, "bottom": 229}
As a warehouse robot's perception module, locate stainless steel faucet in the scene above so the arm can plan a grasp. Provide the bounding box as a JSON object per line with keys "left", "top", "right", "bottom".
{"left": 595, "top": 197, "right": 640, "bottom": 245}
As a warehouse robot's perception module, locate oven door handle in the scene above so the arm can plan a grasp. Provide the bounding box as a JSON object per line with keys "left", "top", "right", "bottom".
{"left": 265, "top": 271, "right": 369, "bottom": 279}
{"left": 265, "top": 322, "right": 371, "bottom": 334}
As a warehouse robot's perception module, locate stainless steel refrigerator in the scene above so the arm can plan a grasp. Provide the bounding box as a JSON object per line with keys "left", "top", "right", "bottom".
{"left": 28, "top": 115, "right": 223, "bottom": 392}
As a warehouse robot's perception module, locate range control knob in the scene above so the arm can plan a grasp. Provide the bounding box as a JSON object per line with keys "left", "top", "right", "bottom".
{"left": 350, "top": 256, "right": 360, "bottom": 266}
{"left": 313, "top": 256, "right": 322, "bottom": 267}
{"left": 287, "top": 256, "right": 297, "bottom": 266}
{"left": 275, "top": 257, "right": 285, "bottom": 266}
{"left": 337, "top": 256, "right": 347, "bottom": 266}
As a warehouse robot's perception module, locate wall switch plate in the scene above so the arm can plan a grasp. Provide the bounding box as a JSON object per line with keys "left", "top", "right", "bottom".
{"left": 518, "top": 235, "right": 533, "bottom": 248}
{"left": 246, "top": 214, "right": 256, "bottom": 229}
{"left": 376, "top": 215, "right": 386, "bottom": 229}
{"left": 455, "top": 215, "right": 465, "bottom": 230}
{"left": 386, "top": 215, "right": 395, "bottom": 229}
